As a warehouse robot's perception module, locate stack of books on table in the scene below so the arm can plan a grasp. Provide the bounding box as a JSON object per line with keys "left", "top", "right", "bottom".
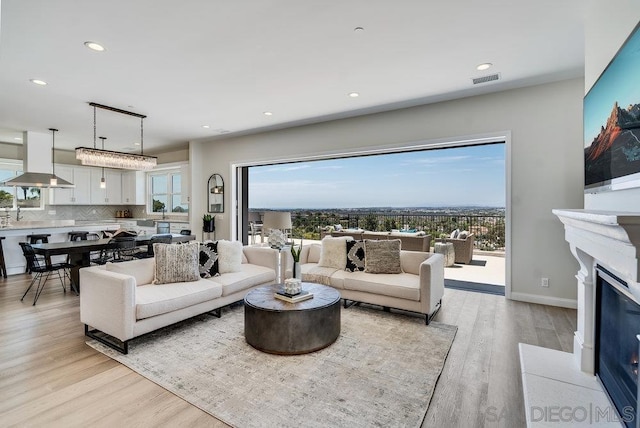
{"left": 274, "top": 289, "right": 314, "bottom": 303}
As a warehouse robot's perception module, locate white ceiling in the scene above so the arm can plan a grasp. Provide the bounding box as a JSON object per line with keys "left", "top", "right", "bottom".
{"left": 0, "top": 0, "right": 586, "bottom": 154}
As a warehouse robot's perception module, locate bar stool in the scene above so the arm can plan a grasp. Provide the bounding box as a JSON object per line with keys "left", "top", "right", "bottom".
{"left": 68, "top": 231, "right": 89, "bottom": 241}
{"left": 28, "top": 234, "right": 50, "bottom": 244}
{"left": 26, "top": 234, "right": 51, "bottom": 273}
{"left": 0, "top": 237, "right": 7, "bottom": 278}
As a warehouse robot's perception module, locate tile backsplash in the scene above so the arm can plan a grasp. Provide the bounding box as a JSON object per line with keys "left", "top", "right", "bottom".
{"left": 17, "top": 205, "right": 190, "bottom": 223}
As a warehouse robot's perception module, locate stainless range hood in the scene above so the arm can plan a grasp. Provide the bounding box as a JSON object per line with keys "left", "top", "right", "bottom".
{"left": 2, "top": 172, "right": 75, "bottom": 188}
{"left": 2, "top": 129, "right": 75, "bottom": 188}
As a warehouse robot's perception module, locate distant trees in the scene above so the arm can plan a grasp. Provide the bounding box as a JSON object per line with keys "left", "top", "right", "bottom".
{"left": 286, "top": 209, "right": 506, "bottom": 250}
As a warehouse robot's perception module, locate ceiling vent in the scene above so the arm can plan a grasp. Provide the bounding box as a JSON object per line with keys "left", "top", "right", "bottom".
{"left": 472, "top": 73, "right": 500, "bottom": 85}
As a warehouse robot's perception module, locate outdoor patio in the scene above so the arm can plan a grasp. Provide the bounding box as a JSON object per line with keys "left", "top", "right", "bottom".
{"left": 251, "top": 235, "right": 505, "bottom": 291}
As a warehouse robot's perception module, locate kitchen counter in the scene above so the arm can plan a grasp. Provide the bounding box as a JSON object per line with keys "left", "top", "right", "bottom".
{"left": 0, "top": 220, "right": 120, "bottom": 231}
{"left": 0, "top": 222, "right": 122, "bottom": 276}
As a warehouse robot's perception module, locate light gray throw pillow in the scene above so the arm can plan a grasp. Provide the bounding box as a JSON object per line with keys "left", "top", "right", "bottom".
{"left": 153, "top": 241, "right": 200, "bottom": 284}
{"left": 364, "top": 239, "right": 402, "bottom": 274}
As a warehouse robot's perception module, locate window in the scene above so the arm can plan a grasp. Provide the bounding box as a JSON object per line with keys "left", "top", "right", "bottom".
{"left": 0, "top": 161, "right": 43, "bottom": 210}
{"left": 148, "top": 168, "right": 188, "bottom": 214}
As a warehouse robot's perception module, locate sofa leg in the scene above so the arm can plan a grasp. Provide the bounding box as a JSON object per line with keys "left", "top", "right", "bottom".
{"left": 85, "top": 324, "right": 129, "bottom": 354}
{"left": 383, "top": 306, "right": 390, "bottom": 312}
{"left": 425, "top": 299, "right": 442, "bottom": 325}
{"left": 208, "top": 308, "right": 222, "bottom": 318}
{"left": 343, "top": 299, "right": 357, "bottom": 308}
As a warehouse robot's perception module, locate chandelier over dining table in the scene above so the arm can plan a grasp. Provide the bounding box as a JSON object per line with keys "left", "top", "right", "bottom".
{"left": 75, "top": 102, "right": 157, "bottom": 170}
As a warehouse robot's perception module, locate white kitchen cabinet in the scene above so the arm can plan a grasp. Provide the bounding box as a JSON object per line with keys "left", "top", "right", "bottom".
{"left": 90, "top": 169, "right": 122, "bottom": 205}
{"left": 169, "top": 222, "right": 190, "bottom": 234}
{"left": 49, "top": 165, "right": 91, "bottom": 205}
{"left": 122, "top": 171, "right": 146, "bottom": 205}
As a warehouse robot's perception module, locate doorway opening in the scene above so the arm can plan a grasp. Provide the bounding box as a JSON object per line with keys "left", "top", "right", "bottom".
{"left": 239, "top": 140, "right": 507, "bottom": 295}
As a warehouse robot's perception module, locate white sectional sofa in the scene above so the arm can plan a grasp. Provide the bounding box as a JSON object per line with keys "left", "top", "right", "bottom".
{"left": 80, "top": 245, "right": 279, "bottom": 353}
{"left": 291, "top": 242, "right": 445, "bottom": 324}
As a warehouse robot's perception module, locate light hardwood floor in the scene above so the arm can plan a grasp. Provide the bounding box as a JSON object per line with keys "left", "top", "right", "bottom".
{"left": 0, "top": 275, "right": 576, "bottom": 427}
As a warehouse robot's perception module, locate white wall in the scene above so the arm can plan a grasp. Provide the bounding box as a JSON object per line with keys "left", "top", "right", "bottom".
{"left": 584, "top": 2, "right": 640, "bottom": 210}
{"left": 191, "top": 78, "right": 584, "bottom": 306}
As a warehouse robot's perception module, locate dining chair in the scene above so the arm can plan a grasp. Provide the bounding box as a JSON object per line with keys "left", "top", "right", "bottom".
{"left": 19, "top": 242, "right": 75, "bottom": 305}
{"left": 92, "top": 236, "right": 137, "bottom": 265}
{"left": 133, "top": 234, "right": 173, "bottom": 259}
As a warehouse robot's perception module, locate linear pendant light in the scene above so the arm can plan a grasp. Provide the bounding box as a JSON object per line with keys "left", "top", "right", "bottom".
{"left": 75, "top": 102, "right": 157, "bottom": 170}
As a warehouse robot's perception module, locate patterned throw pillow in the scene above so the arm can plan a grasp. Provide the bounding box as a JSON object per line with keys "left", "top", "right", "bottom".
{"left": 364, "top": 239, "right": 402, "bottom": 274}
{"left": 199, "top": 241, "right": 219, "bottom": 278}
{"left": 345, "top": 240, "right": 365, "bottom": 272}
{"left": 153, "top": 241, "right": 200, "bottom": 284}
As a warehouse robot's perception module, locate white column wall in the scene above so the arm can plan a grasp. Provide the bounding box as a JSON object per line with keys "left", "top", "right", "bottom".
{"left": 190, "top": 78, "right": 584, "bottom": 306}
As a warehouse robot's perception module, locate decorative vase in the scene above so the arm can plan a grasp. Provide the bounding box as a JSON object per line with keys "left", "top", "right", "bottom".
{"left": 268, "top": 229, "right": 286, "bottom": 249}
{"left": 284, "top": 278, "right": 302, "bottom": 295}
{"left": 293, "top": 261, "right": 301, "bottom": 280}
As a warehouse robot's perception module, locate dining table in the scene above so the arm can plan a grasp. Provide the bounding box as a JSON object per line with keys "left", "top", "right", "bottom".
{"left": 31, "top": 234, "right": 196, "bottom": 290}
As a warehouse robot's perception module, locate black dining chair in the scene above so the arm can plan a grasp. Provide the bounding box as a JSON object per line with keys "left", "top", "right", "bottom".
{"left": 92, "top": 236, "right": 137, "bottom": 265}
{"left": 134, "top": 234, "right": 173, "bottom": 259}
{"left": 19, "top": 242, "right": 75, "bottom": 305}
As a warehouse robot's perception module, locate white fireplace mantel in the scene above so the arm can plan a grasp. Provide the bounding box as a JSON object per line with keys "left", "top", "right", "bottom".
{"left": 518, "top": 210, "right": 640, "bottom": 427}
{"left": 553, "top": 209, "right": 640, "bottom": 373}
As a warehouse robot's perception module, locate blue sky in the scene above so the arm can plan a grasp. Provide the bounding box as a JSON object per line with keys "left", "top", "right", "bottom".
{"left": 249, "top": 143, "right": 505, "bottom": 209}
{"left": 584, "top": 25, "right": 640, "bottom": 146}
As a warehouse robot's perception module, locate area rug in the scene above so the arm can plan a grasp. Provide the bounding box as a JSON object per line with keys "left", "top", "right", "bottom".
{"left": 87, "top": 305, "right": 457, "bottom": 428}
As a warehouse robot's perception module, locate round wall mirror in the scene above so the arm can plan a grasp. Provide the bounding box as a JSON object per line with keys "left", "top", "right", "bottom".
{"left": 207, "top": 174, "right": 224, "bottom": 213}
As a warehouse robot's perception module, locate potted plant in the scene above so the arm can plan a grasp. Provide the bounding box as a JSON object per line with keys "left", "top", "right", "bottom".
{"left": 203, "top": 214, "right": 215, "bottom": 233}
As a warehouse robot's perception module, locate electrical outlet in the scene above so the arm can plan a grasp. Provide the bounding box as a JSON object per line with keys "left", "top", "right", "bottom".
{"left": 541, "top": 277, "right": 549, "bottom": 287}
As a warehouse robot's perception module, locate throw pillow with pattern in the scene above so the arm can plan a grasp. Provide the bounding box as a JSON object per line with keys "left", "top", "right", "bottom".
{"left": 364, "top": 239, "right": 402, "bottom": 274}
{"left": 153, "top": 241, "right": 200, "bottom": 284}
{"left": 199, "top": 240, "right": 219, "bottom": 278}
{"left": 345, "top": 240, "right": 365, "bottom": 272}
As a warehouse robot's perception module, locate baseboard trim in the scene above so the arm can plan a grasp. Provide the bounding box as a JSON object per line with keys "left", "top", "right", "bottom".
{"left": 509, "top": 292, "right": 577, "bottom": 309}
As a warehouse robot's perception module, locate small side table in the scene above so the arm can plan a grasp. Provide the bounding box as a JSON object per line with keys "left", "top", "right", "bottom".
{"left": 434, "top": 242, "right": 455, "bottom": 267}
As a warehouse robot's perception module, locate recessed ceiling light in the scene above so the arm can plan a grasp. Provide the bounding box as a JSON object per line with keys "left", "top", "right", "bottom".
{"left": 476, "top": 63, "right": 492, "bottom": 71}
{"left": 263, "top": 111, "right": 273, "bottom": 116}
{"left": 30, "top": 79, "right": 47, "bottom": 86}
{"left": 133, "top": 142, "right": 141, "bottom": 146}
{"left": 202, "top": 125, "right": 210, "bottom": 129}
{"left": 84, "top": 41, "right": 106, "bottom": 52}
{"left": 354, "top": 27, "right": 364, "bottom": 32}
{"left": 348, "top": 92, "right": 360, "bottom": 98}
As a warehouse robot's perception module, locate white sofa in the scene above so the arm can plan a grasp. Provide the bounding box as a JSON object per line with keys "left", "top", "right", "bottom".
{"left": 289, "top": 243, "right": 445, "bottom": 324}
{"left": 80, "top": 246, "right": 279, "bottom": 353}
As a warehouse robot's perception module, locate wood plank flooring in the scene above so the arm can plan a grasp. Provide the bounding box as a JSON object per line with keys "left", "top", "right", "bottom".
{"left": 0, "top": 274, "right": 576, "bottom": 427}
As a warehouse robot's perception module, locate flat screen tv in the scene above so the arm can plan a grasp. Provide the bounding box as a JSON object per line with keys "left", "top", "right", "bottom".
{"left": 584, "top": 21, "right": 640, "bottom": 193}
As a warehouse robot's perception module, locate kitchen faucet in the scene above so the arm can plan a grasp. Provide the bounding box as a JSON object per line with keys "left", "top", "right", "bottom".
{"left": 16, "top": 206, "right": 22, "bottom": 222}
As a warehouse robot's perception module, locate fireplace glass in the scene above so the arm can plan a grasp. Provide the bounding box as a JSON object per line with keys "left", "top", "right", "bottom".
{"left": 596, "top": 267, "right": 640, "bottom": 427}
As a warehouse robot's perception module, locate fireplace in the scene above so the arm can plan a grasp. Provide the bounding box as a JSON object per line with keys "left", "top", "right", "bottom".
{"left": 596, "top": 266, "right": 640, "bottom": 427}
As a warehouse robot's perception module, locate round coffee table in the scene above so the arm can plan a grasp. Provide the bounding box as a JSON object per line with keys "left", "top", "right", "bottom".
{"left": 244, "top": 283, "right": 341, "bottom": 355}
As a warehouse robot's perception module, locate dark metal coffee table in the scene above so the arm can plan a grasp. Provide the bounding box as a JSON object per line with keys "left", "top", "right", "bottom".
{"left": 244, "top": 283, "right": 341, "bottom": 355}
